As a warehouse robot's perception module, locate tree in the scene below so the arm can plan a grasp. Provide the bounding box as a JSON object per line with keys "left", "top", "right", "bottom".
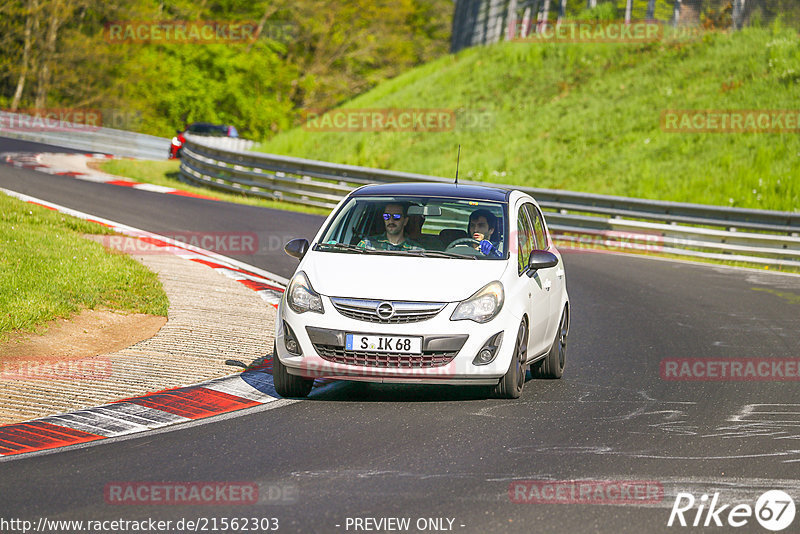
{"left": 9, "top": 0, "right": 38, "bottom": 110}
{"left": 646, "top": 0, "right": 656, "bottom": 20}
{"left": 732, "top": 0, "right": 746, "bottom": 29}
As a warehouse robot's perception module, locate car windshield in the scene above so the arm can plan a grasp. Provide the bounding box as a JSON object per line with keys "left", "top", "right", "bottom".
{"left": 187, "top": 123, "right": 228, "bottom": 136}
{"left": 316, "top": 195, "right": 507, "bottom": 260}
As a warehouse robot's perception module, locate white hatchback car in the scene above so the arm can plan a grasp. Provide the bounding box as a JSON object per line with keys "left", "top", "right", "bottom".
{"left": 274, "top": 183, "right": 569, "bottom": 398}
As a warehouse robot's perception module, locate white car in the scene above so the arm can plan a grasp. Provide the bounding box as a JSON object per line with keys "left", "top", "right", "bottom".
{"left": 273, "top": 183, "right": 569, "bottom": 398}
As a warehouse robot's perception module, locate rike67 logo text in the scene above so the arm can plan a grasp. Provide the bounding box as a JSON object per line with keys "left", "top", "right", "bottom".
{"left": 668, "top": 490, "right": 796, "bottom": 531}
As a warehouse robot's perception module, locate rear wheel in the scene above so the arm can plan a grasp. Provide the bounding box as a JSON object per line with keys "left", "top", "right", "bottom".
{"left": 272, "top": 342, "right": 314, "bottom": 398}
{"left": 532, "top": 305, "right": 568, "bottom": 379}
{"left": 493, "top": 320, "right": 528, "bottom": 399}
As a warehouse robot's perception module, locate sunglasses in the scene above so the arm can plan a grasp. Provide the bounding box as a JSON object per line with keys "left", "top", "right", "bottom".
{"left": 383, "top": 213, "right": 403, "bottom": 220}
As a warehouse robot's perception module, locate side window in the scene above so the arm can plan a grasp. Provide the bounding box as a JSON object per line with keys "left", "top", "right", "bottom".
{"left": 524, "top": 203, "right": 547, "bottom": 250}
{"left": 517, "top": 206, "right": 535, "bottom": 275}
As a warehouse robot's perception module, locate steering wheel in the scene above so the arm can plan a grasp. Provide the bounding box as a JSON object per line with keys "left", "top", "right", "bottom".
{"left": 445, "top": 237, "right": 481, "bottom": 251}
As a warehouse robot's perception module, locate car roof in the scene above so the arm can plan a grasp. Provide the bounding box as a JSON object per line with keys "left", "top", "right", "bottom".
{"left": 351, "top": 182, "right": 512, "bottom": 202}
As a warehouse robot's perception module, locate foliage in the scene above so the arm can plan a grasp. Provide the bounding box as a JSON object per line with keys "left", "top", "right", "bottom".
{"left": 0, "top": 0, "right": 452, "bottom": 138}
{"left": 575, "top": 2, "right": 621, "bottom": 21}
{"left": 256, "top": 26, "right": 800, "bottom": 213}
{"left": 766, "top": 25, "right": 800, "bottom": 83}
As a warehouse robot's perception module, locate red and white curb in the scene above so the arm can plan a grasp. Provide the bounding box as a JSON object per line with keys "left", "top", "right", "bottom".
{"left": 0, "top": 188, "right": 325, "bottom": 458}
{"left": 1, "top": 152, "right": 217, "bottom": 200}
{"left": 0, "top": 373, "right": 278, "bottom": 457}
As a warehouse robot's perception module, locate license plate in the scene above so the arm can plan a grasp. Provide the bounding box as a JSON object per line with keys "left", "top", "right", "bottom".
{"left": 345, "top": 334, "right": 422, "bottom": 354}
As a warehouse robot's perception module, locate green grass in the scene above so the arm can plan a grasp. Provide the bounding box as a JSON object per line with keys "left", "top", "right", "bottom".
{"left": 255, "top": 25, "right": 800, "bottom": 213}
{"left": 96, "top": 159, "right": 330, "bottom": 216}
{"left": 0, "top": 193, "right": 169, "bottom": 342}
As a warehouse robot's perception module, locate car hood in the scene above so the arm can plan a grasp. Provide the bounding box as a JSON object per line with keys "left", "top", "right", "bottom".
{"left": 300, "top": 251, "right": 509, "bottom": 302}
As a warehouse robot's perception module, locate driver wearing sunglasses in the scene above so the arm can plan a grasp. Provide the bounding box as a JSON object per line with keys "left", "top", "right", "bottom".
{"left": 357, "top": 202, "right": 423, "bottom": 251}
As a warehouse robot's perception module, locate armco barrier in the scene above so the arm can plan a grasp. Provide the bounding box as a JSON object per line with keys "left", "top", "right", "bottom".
{"left": 175, "top": 134, "right": 797, "bottom": 268}
{"left": 0, "top": 110, "right": 169, "bottom": 160}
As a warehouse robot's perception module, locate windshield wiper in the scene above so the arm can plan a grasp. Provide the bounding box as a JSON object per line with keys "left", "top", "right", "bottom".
{"left": 404, "top": 249, "right": 477, "bottom": 259}
{"left": 314, "top": 242, "right": 369, "bottom": 253}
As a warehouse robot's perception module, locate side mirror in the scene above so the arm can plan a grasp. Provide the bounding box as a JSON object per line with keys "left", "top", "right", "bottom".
{"left": 284, "top": 238, "right": 309, "bottom": 260}
{"left": 525, "top": 250, "right": 558, "bottom": 277}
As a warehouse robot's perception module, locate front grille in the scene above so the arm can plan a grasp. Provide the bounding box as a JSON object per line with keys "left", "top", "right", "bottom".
{"left": 313, "top": 344, "right": 457, "bottom": 368}
{"left": 330, "top": 297, "right": 446, "bottom": 324}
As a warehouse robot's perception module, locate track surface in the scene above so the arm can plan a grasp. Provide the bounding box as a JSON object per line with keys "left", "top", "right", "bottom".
{"left": 2, "top": 136, "right": 800, "bottom": 533}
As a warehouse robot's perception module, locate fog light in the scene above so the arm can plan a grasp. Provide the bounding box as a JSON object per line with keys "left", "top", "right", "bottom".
{"left": 472, "top": 331, "right": 504, "bottom": 366}
{"left": 478, "top": 349, "right": 493, "bottom": 363}
{"left": 283, "top": 321, "right": 302, "bottom": 356}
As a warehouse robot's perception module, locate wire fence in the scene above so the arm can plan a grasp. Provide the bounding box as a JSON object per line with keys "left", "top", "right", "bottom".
{"left": 452, "top": 0, "right": 799, "bottom": 52}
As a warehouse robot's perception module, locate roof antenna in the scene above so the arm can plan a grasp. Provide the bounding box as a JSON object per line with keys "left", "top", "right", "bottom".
{"left": 455, "top": 144, "right": 461, "bottom": 185}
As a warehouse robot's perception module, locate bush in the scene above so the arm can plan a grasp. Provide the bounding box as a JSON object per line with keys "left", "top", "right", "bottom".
{"left": 575, "top": 2, "right": 621, "bottom": 21}
{"left": 766, "top": 27, "right": 800, "bottom": 82}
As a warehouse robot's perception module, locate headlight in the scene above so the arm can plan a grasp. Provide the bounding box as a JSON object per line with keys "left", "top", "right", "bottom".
{"left": 450, "top": 281, "right": 504, "bottom": 323}
{"left": 171, "top": 136, "right": 182, "bottom": 146}
{"left": 286, "top": 271, "right": 324, "bottom": 314}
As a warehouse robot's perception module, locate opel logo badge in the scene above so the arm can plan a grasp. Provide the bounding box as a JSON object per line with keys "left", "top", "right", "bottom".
{"left": 376, "top": 301, "right": 395, "bottom": 319}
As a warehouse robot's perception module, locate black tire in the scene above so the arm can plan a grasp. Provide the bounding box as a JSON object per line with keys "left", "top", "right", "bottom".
{"left": 532, "top": 305, "right": 569, "bottom": 379}
{"left": 493, "top": 320, "right": 528, "bottom": 399}
{"left": 272, "top": 342, "right": 314, "bottom": 398}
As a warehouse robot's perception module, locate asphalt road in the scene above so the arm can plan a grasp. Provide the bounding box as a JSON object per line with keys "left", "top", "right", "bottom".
{"left": 2, "top": 136, "right": 800, "bottom": 534}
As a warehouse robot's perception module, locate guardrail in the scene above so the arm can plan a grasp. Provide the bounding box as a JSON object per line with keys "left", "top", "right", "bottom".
{"left": 180, "top": 135, "right": 800, "bottom": 268}
{"left": 0, "top": 110, "right": 169, "bottom": 160}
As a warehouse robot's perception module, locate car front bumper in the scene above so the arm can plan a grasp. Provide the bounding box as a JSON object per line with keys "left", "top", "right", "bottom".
{"left": 275, "top": 295, "right": 523, "bottom": 385}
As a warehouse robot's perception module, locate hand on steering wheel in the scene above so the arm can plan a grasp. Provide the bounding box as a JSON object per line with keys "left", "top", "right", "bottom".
{"left": 446, "top": 237, "right": 481, "bottom": 248}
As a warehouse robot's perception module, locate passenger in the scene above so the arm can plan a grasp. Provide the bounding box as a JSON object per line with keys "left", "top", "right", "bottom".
{"left": 357, "top": 203, "right": 422, "bottom": 251}
{"left": 468, "top": 209, "right": 502, "bottom": 258}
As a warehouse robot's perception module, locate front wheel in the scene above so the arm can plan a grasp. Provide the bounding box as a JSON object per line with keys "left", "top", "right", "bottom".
{"left": 492, "top": 320, "right": 528, "bottom": 399}
{"left": 272, "top": 342, "right": 314, "bottom": 398}
{"left": 532, "top": 305, "right": 568, "bottom": 379}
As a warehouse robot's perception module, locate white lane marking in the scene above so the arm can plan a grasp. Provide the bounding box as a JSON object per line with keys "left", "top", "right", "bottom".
{"left": 202, "top": 374, "right": 280, "bottom": 402}
{"left": 132, "top": 183, "right": 177, "bottom": 193}
{"left": 38, "top": 403, "right": 191, "bottom": 437}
